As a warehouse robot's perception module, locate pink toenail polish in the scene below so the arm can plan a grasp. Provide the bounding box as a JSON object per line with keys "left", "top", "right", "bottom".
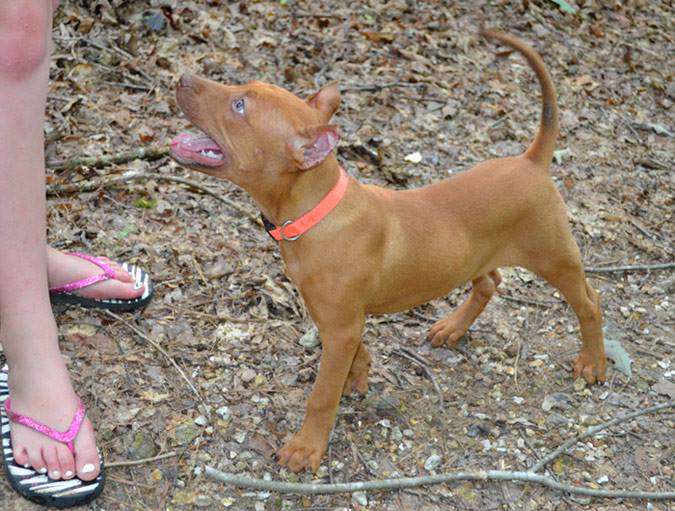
{"left": 38, "top": 467, "right": 47, "bottom": 474}
{"left": 81, "top": 463, "right": 95, "bottom": 474}
{"left": 64, "top": 470, "right": 73, "bottom": 478}
{"left": 50, "top": 470, "right": 60, "bottom": 479}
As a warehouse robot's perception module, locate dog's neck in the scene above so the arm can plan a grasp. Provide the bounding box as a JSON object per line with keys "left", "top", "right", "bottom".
{"left": 252, "top": 157, "right": 343, "bottom": 227}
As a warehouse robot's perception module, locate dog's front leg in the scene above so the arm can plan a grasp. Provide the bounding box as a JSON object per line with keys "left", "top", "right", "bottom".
{"left": 277, "top": 307, "right": 364, "bottom": 473}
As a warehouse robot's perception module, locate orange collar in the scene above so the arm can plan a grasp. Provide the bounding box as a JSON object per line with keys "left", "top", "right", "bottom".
{"left": 262, "top": 167, "right": 349, "bottom": 242}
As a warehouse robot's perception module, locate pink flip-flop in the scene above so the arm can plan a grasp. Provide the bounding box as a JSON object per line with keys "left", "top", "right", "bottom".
{"left": 49, "top": 252, "right": 153, "bottom": 312}
{"left": 0, "top": 365, "right": 105, "bottom": 508}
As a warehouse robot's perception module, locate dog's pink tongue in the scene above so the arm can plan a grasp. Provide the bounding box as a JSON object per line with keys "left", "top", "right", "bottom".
{"left": 170, "top": 132, "right": 224, "bottom": 166}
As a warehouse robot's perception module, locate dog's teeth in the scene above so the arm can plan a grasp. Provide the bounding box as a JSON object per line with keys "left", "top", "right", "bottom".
{"left": 199, "top": 149, "right": 220, "bottom": 159}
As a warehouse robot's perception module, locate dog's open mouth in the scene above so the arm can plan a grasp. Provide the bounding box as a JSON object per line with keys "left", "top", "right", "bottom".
{"left": 170, "top": 132, "right": 225, "bottom": 168}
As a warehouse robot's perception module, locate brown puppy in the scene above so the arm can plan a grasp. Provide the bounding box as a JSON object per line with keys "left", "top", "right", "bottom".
{"left": 170, "top": 30, "right": 606, "bottom": 473}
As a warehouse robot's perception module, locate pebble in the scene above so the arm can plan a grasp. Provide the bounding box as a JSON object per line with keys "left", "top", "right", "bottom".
{"left": 352, "top": 491, "right": 368, "bottom": 506}
{"left": 424, "top": 454, "right": 442, "bottom": 471}
{"left": 194, "top": 495, "right": 211, "bottom": 507}
{"left": 194, "top": 415, "right": 208, "bottom": 426}
{"left": 241, "top": 368, "right": 257, "bottom": 383}
{"left": 546, "top": 413, "right": 571, "bottom": 426}
{"left": 299, "top": 326, "right": 321, "bottom": 348}
{"left": 404, "top": 151, "right": 422, "bottom": 164}
{"left": 217, "top": 405, "right": 231, "bottom": 420}
{"left": 541, "top": 392, "right": 573, "bottom": 412}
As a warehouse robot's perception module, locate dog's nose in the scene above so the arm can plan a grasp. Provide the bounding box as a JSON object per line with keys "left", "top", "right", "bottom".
{"left": 179, "top": 73, "right": 194, "bottom": 88}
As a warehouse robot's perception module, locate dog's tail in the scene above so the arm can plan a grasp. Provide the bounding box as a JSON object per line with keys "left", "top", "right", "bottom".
{"left": 481, "top": 29, "right": 559, "bottom": 169}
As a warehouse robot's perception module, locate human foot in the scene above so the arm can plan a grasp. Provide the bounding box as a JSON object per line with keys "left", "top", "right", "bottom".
{"left": 3, "top": 354, "right": 101, "bottom": 482}
{"left": 47, "top": 246, "right": 145, "bottom": 301}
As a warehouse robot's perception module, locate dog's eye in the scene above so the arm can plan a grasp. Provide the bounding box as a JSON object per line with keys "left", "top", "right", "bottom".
{"left": 232, "top": 97, "right": 246, "bottom": 115}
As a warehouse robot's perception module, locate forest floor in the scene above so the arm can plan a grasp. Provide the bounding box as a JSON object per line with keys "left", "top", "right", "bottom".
{"left": 1, "top": 1, "right": 673, "bottom": 510}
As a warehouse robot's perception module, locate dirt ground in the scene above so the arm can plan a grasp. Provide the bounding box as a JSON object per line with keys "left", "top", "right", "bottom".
{"left": 1, "top": 1, "right": 673, "bottom": 510}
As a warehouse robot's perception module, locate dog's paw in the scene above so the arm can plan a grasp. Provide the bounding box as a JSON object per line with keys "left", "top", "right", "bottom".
{"left": 342, "top": 349, "right": 371, "bottom": 397}
{"left": 342, "top": 365, "right": 369, "bottom": 396}
{"left": 277, "top": 433, "right": 326, "bottom": 473}
{"left": 427, "top": 316, "right": 468, "bottom": 348}
{"left": 573, "top": 350, "right": 607, "bottom": 384}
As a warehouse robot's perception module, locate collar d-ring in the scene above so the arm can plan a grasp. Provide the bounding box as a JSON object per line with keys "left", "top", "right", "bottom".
{"left": 280, "top": 220, "right": 302, "bottom": 241}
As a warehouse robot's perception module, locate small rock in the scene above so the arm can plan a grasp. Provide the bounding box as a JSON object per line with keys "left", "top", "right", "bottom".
{"left": 128, "top": 431, "right": 158, "bottom": 460}
{"left": 205, "top": 258, "right": 235, "bottom": 280}
{"left": 142, "top": 10, "right": 165, "bottom": 32}
{"left": 241, "top": 368, "right": 257, "bottom": 383}
{"left": 299, "top": 326, "right": 321, "bottom": 348}
{"left": 596, "top": 475, "right": 609, "bottom": 484}
{"left": 352, "top": 491, "right": 368, "bottom": 506}
{"left": 194, "top": 415, "right": 208, "bottom": 426}
{"left": 546, "top": 413, "right": 571, "bottom": 426}
{"left": 573, "top": 378, "right": 587, "bottom": 392}
{"left": 404, "top": 151, "right": 423, "bottom": 164}
{"left": 194, "top": 495, "right": 211, "bottom": 507}
{"left": 234, "top": 431, "right": 246, "bottom": 444}
{"left": 652, "top": 380, "right": 675, "bottom": 399}
{"left": 217, "top": 405, "right": 231, "bottom": 420}
{"left": 174, "top": 424, "right": 201, "bottom": 446}
{"left": 424, "top": 453, "right": 442, "bottom": 471}
{"left": 542, "top": 392, "right": 573, "bottom": 411}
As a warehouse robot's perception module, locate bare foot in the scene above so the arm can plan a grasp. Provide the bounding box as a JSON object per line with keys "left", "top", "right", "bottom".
{"left": 5, "top": 336, "right": 101, "bottom": 481}
{"left": 47, "top": 246, "right": 144, "bottom": 300}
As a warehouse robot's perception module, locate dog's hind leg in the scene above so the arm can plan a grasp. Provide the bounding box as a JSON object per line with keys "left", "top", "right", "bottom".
{"left": 532, "top": 259, "right": 606, "bottom": 384}
{"left": 342, "top": 342, "right": 371, "bottom": 396}
{"left": 427, "top": 270, "right": 501, "bottom": 348}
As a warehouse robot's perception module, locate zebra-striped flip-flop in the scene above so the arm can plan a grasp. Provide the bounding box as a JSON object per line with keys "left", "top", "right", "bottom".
{"left": 49, "top": 252, "right": 153, "bottom": 312}
{"left": 0, "top": 365, "right": 105, "bottom": 508}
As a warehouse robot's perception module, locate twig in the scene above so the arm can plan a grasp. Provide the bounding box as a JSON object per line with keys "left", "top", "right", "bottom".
{"left": 499, "top": 294, "right": 557, "bottom": 307}
{"left": 107, "top": 451, "right": 178, "bottom": 468}
{"left": 203, "top": 466, "right": 675, "bottom": 500}
{"left": 46, "top": 147, "right": 169, "bottom": 171}
{"left": 104, "top": 311, "right": 206, "bottom": 407}
{"left": 530, "top": 401, "right": 674, "bottom": 473}
{"left": 393, "top": 348, "right": 444, "bottom": 408}
{"left": 47, "top": 171, "right": 262, "bottom": 227}
{"left": 585, "top": 262, "right": 675, "bottom": 273}
{"left": 344, "top": 82, "right": 427, "bottom": 92}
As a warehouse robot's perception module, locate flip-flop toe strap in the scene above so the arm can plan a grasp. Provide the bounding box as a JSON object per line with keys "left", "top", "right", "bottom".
{"left": 4, "top": 398, "right": 86, "bottom": 454}
{"left": 49, "top": 252, "right": 115, "bottom": 295}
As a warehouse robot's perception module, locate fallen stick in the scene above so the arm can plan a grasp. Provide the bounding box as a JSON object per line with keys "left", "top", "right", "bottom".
{"left": 205, "top": 402, "right": 675, "bottom": 499}
{"left": 203, "top": 466, "right": 675, "bottom": 500}
{"left": 393, "top": 348, "right": 444, "bottom": 409}
{"left": 46, "top": 147, "right": 169, "bottom": 171}
{"left": 585, "top": 262, "right": 675, "bottom": 273}
{"left": 530, "top": 401, "right": 674, "bottom": 473}
{"left": 105, "top": 310, "right": 206, "bottom": 408}
{"left": 107, "top": 451, "right": 178, "bottom": 468}
{"left": 47, "top": 171, "right": 261, "bottom": 226}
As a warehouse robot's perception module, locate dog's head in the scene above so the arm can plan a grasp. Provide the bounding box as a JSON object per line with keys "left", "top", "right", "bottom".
{"left": 170, "top": 74, "right": 340, "bottom": 192}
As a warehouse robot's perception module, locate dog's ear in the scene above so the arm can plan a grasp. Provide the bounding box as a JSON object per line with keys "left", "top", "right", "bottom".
{"left": 306, "top": 83, "right": 340, "bottom": 121}
{"left": 288, "top": 125, "right": 340, "bottom": 170}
